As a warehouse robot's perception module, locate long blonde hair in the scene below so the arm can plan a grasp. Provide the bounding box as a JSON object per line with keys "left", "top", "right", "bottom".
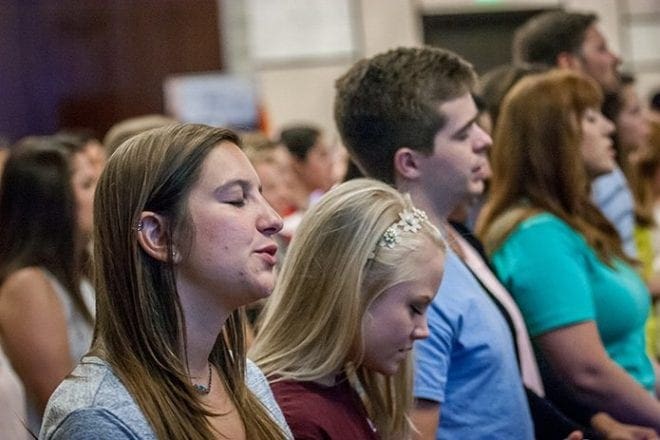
{"left": 92, "top": 123, "right": 286, "bottom": 439}
{"left": 251, "top": 178, "right": 445, "bottom": 439}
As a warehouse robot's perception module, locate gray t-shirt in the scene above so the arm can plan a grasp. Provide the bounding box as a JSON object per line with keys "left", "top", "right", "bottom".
{"left": 40, "top": 356, "right": 292, "bottom": 439}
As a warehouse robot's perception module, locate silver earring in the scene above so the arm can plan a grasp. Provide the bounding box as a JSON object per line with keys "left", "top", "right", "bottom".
{"left": 134, "top": 221, "right": 144, "bottom": 232}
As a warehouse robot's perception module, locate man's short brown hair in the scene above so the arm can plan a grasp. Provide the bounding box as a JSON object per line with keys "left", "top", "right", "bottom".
{"left": 512, "top": 11, "right": 597, "bottom": 66}
{"left": 334, "top": 46, "right": 476, "bottom": 184}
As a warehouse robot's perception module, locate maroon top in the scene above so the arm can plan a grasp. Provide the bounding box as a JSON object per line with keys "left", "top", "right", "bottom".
{"left": 270, "top": 377, "right": 380, "bottom": 440}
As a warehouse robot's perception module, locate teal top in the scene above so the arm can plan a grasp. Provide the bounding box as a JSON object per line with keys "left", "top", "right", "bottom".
{"left": 491, "top": 213, "right": 654, "bottom": 391}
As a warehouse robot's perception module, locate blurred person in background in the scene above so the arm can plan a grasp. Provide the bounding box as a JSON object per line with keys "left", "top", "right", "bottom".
{"left": 513, "top": 10, "right": 639, "bottom": 260}
{"left": 241, "top": 131, "right": 296, "bottom": 218}
{"left": 513, "top": 11, "right": 620, "bottom": 93}
{"left": 638, "top": 120, "right": 660, "bottom": 361}
{"left": 650, "top": 122, "right": 660, "bottom": 279}
{"left": 0, "top": 136, "right": 97, "bottom": 435}
{"left": 278, "top": 124, "right": 338, "bottom": 240}
{"left": 103, "top": 114, "right": 178, "bottom": 157}
{"left": 241, "top": 130, "right": 297, "bottom": 347}
{"left": 57, "top": 129, "right": 106, "bottom": 180}
{"left": 601, "top": 74, "right": 659, "bottom": 362}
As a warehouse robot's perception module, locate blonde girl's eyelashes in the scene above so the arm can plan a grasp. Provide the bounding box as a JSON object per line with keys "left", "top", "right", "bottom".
{"left": 410, "top": 303, "right": 424, "bottom": 315}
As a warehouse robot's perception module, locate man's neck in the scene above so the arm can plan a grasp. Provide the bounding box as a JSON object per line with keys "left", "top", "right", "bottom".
{"left": 397, "top": 181, "right": 454, "bottom": 227}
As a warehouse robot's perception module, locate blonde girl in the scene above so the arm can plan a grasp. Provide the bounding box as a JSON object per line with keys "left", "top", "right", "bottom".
{"left": 251, "top": 178, "right": 446, "bottom": 439}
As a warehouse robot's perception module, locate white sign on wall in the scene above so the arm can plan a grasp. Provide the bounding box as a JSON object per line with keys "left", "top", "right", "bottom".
{"left": 164, "top": 73, "right": 259, "bottom": 130}
{"left": 246, "top": 0, "right": 357, "bottom": 65}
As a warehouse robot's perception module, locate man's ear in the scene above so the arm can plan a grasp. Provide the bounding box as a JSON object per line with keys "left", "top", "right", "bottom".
{"left": 393, "top": 147, "right": 423, "bottom": 180}
{"left": 556, "top": 51, "right": 580, "bottom": 69}
{"left": 135, "top": 211, "right": 178, "bottom": 263}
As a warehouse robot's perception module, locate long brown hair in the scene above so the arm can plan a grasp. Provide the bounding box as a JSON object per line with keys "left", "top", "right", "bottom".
{"left": 92, "top": 123, "right": 286, "bottom": 439}
{"left": 477, "top": 70, "right": 627, "bottom": 264}
{"left": 0, "top": 138, "right": 93, "bottom": 323}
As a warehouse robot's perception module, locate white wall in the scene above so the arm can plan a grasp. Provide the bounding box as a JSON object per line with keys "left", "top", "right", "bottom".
{"left": 222, "top": 0, "right": 420, "bottom": 137}
{"left": 222, "top": 0, "right": 660, "bottom": 137}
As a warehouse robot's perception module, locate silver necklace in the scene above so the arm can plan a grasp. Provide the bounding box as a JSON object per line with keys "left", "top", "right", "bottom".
{"left": 193, "top": 362, "right": 212, "bottom": 395}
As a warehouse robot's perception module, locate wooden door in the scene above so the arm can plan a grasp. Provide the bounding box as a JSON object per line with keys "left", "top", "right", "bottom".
{"left": 0, "top": 0, "right": 222, "bottom": 142}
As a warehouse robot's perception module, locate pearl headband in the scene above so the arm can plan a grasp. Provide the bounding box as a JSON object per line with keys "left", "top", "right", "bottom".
{"left": 367, "top": 207, "right": 435, "bottom": 260}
